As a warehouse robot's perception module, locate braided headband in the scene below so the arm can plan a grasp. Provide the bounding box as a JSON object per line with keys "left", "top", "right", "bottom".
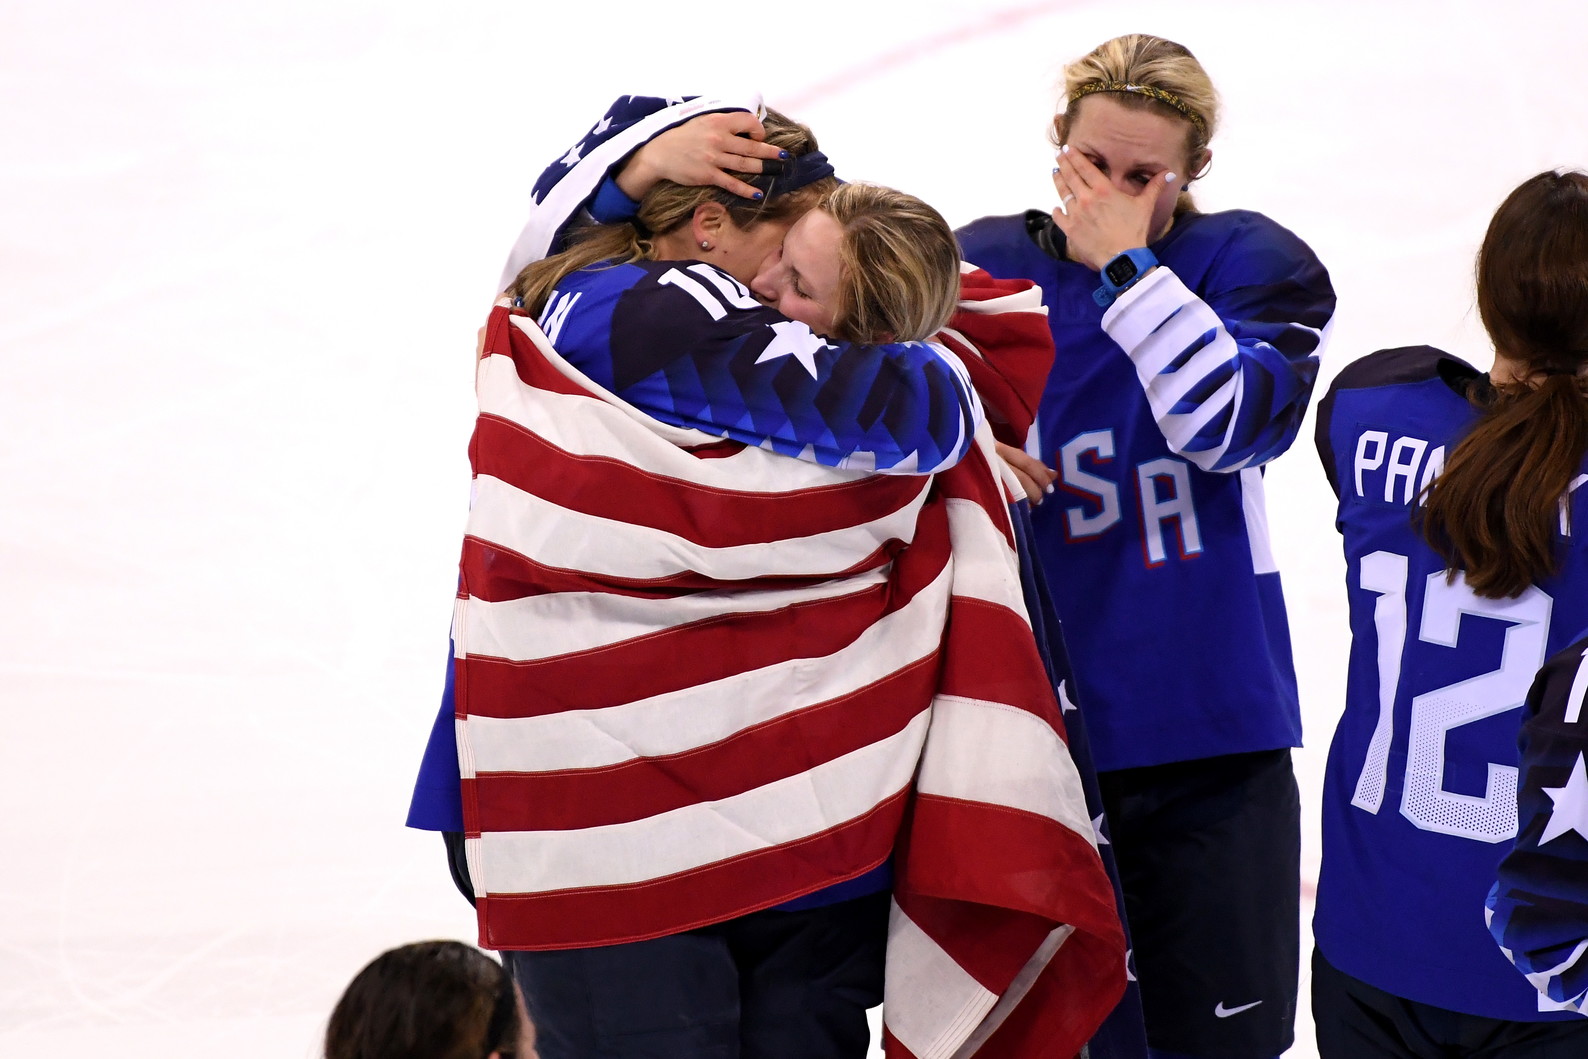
{"left": 1069, "top": 81, "right": 1208, "bottom": 140}
{"left": 746, "top": 150, "right": 837, "bottom": 199}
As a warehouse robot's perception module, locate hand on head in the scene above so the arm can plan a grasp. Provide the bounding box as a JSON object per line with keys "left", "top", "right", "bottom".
{"left": 617, "top": 110, "right": 788, "bottom": 202}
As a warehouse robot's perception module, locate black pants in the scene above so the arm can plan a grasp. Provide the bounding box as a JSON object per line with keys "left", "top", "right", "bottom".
{"left": 1098, "top": 749, "right": 1300, "bottom": 1059}
{"left": 504, "top": 890, "right": 888, "bottom": 1059}
{"left": 1312, "top": 948, "right": 1588, "bottom": 1059}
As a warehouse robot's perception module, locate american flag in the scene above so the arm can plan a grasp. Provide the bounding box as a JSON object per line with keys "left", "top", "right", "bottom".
{"left": 453, "top": 270, "right": 1124, "bottom": 1058}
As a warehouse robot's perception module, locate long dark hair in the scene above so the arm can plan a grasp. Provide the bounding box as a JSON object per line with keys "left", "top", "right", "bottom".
{"left": 325, "top": 940, "right": 521, "bottom": 1059}
{"left": 1420, "top": 170, "right": 1588, "bottom": 598}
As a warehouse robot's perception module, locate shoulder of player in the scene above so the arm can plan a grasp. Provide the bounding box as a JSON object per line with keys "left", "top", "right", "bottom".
{"left": 956, "top": 211, "right": 1058, "bottom": 278}
{"left": 1166, "top": 208, "right": 1331, "bottom": 286}
{"left": 1325, "top": 346, "right": 1478, "bottom": 402}
{"left": 1313, "top": 346, "right": 1476, "bottom": 495}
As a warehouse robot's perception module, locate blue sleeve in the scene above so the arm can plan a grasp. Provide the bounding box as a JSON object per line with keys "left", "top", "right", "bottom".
{"left": 1103, "top": 216, "right": 1335, "bottom": 472}
{"left": 1488, "top": 636, "right": 1588, "bottom": 1012}
{"left": 405, "top": 647, "right": 464, "bottom": 832}
{"left": 589, "top": 176, "right": 641, "bottom": 224}
{"left": 498, "top": 94, "right": 762, "bottom": 290}
{"left": 546, "top": 261, "right": 985, "bottom": 474}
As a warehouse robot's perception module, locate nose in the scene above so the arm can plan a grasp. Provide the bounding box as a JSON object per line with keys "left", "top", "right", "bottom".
{"left": 750, "top": 256, "right": 780, "bottom": 303}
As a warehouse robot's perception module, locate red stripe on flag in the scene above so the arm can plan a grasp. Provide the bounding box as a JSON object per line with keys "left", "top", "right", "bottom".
{"left": 471, "top": 413, "right": 930, "bottom": 548}
{"left": 937, "top": 598, "right": 1070, "bottom": 744}
{"left": 901, "top": 795, "right": 1121, "bottom": 964}
{"left": 469, "top": 656, "right": 938, "bottom": 831}
{"left": 457, "top": 499, "right": 953, "bottom": 718}
{"left": 892, "top": 795, "right": 1125, "bottom": 1059}
{"left": 935, "top": 444, "right": 1017, "bottom": 550}
{"left": 485, "top": 308, "right": 592, "bottom": 398}
{"left": 478, "top": 788, "right": 910, "bottom": 950}
{"left": 459, "top": 535, "right": 899, "bottom": 603}
{"left": 973, "top": 928, "right": 1126, "bottom": 1059}
{"left": 940, "top": 269, "right": 1055, "bottom": 445}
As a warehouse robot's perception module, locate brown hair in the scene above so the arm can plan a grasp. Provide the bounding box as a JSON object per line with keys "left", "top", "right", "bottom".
{"left": 1419, "top": 170, "right": 1588, "bottom": 598}
{"left": 819, "top": 182, "right": 961, "bottom": 344}
{"left": 325, "top": 940, "right": 521, "bottom": 1059}
{"left": 1052, "top": 34, "right": 1219, "bottom": 213}
{"left": 509, "top": 109, "right": 835, "bottom": 315}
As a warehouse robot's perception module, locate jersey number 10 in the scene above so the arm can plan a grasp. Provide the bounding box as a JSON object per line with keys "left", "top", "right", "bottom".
{"left": 1351, "top": 550, "right": 1552, "bottom": 843}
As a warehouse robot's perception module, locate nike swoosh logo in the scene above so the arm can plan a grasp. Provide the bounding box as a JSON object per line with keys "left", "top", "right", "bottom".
{"left": 1214, "top": 1000, "right": 1263, "bottom": 1018}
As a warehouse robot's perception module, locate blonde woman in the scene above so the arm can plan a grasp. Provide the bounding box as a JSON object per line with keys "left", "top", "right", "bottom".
{"left": 958, "top": 34, "right": 1336, "bottom": 1059}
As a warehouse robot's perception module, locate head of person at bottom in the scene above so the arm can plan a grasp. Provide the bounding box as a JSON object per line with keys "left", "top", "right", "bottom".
{"left": 324, "top": 939, "right": 531, "bottom": 1059}
{"left": 1052, "top": 33, "right": 1219, "bottom": 245}
{"left": 1419, "top": 168, "right": 1588, "bottom": 599}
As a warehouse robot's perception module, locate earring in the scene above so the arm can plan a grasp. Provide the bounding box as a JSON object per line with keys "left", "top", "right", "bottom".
{"left": 699, "top": 241, "right": 711, "bottom": 251}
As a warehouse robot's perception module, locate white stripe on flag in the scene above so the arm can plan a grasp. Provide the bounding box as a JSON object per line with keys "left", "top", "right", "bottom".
{"left": 466, "top": 473, "right": 925, "bottom": 583}
{"left": 464, "top": 565, "right": 953, "bottom": 772}
{"left": 885, "top": 902, "right": 1000, "bottom": 1059}
{"left": 942, "top": 495, "right": 1025, "bottom": 617}
{"left": 472, "top": 710, "right": 931, "bottom": 893}
{"left": 915, "top": 696, "right": 1094, "bottom": 843}
{"left": 455, "top": 559, "right": 906, "bottom": 664}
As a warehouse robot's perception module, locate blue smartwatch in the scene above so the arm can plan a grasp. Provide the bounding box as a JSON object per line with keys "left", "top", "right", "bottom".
{"left": 1092, "top": 247, "right": 1158, "bottom": 307}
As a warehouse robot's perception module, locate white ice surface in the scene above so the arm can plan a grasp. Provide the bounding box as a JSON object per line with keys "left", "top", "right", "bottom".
{"left": 5, "top": 1, "right": 1588, "bottom": 1055}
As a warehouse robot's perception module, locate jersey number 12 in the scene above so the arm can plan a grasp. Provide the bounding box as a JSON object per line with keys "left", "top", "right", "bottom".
{"left": 1351, "top": 550, "right": 1551, "bottom": 843}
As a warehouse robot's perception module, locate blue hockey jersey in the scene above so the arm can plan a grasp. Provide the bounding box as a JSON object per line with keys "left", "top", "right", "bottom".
{"left": 956, "top": 209, "right": 1334, "bottom": 770}
{"left": 1488, "top": 633, "right": 1588, "bottom": 1014}
{"left": 1315, "top": 346, "right": 1588, "bottom": 1019}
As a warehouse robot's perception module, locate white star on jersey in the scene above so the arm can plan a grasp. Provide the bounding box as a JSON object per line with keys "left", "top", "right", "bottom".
{"left": 1091, "top": 814, "right": 1110, "bottom": 846}
{"left": 561, "top": 141, "right": 584, "bottom": 167}
{"left": 1540, "top": 753, "right": 1588, "bottom": 845}
{"left": 591, "top": 115, "right": 612, "bottom": 137}
{"left": 754, "top": 321, "right": 831, "bottom": 380}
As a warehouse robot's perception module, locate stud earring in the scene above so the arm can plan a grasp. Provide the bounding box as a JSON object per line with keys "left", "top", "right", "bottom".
{"left": 699, "top": 241, "right": 711, "bottom": 250}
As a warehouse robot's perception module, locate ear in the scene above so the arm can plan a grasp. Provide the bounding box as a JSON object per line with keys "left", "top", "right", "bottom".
{"left": 691, "top": 202, "right": 730, "bottom": 246}
{"left": 1188, "top": 146, "right": 1213, "bottom": 182}
{"left": 1052, "top": 114, "right": 1068, "bottom": 148}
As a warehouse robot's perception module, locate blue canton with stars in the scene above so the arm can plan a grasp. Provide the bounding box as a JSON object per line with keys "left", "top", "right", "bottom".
{"left": 529, "top": 94, "right": 689, "bottom": 209}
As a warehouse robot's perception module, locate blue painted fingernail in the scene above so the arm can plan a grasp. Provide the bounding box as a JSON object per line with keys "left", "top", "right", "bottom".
{"left": 752, "top": 191, "right": 764, "bottom": 200}
{"left": 778, "top": 149, "right": 790, "bottom": 160}
{"left": 1051, "top": 166, "right": 1059, "bottom": 175}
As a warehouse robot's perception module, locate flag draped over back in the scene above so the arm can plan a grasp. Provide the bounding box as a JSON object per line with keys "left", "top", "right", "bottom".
{"left": 454, "top": 273, "right": 1124, "bottom": 1058}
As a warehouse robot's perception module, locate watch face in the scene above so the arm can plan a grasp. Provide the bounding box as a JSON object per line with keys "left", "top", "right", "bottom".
{"left": 1105, "top": 255, "right": 1139, "bottom": 287}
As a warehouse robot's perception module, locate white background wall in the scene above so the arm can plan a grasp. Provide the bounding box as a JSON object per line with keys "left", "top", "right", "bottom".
{"left": 4, "top": 1, "right": 1587, "bottom": 1054}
